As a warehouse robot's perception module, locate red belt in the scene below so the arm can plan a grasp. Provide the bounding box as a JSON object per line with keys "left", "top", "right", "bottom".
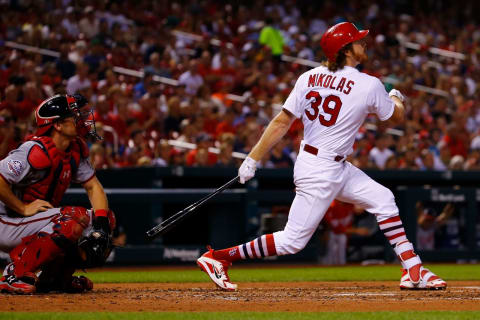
{"left": 303, "top": 144, "right": 345, "bottom": 162}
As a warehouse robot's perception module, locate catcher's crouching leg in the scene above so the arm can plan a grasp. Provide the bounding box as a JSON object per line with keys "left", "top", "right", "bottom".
{"left": 0, "top": 206, "right": 90, "bottom": 294}
{"left": 36, "top": 256, "right": 93, "bottom": 293}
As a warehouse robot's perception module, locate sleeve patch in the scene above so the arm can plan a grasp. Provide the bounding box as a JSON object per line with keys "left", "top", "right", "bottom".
{"left": 7, "top": 160, "right": 24, "bottom": 177}
{"left": 27, "top": 145, "right": 51, "bottom": 170}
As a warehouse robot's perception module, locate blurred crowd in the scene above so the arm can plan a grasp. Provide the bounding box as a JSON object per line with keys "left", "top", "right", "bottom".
{"left": 1, "top": 0, "right": 480, "bottom": 171}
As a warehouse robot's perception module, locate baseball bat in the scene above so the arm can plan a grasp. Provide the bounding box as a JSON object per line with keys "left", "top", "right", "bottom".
{"left": 146, "top": 175, "right": 239, "bottom": 239}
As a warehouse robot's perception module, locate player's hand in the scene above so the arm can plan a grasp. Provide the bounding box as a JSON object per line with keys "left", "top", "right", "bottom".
{"left": 388, "top": 89, "right": 405, "bottom": 102}
{"left": 23, "top": 199, "right": 54, "bottom": 216}
{"left": 238, "top": 156, "right": 257, "bottom": 184}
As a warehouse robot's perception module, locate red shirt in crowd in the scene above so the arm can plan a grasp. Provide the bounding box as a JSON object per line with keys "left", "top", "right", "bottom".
{"left": 323, "top": 201, "right": 355, "bottom": 234}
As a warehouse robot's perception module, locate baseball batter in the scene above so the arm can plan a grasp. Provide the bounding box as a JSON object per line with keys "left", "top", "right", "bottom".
{"left": 197, "top": 22, "right": 446, "bottom": 291}
{"left": 0, "top": 94, "right": 115, "bottom": 294}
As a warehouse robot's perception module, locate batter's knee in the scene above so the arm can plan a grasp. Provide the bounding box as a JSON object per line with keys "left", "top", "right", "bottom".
{"left": 52, "top": 206, "right": 90, "bottom": 245}
{"left": 370, "top": 187, "right": 399, "bottom": 220}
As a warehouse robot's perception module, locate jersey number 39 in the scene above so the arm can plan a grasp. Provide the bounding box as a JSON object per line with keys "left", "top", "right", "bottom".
{"left": 305, "top": 91, "right": 342, "bottom": 127}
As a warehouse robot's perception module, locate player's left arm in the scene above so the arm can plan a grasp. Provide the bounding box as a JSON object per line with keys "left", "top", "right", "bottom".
{"left": 366, "top": 78, "right": 405, "bottom": 125}
{"left": 82, "top": 176, "right": 108, "bottom": 212}
{"left": 387, "top": 93, "right": 405, "bottom": 125}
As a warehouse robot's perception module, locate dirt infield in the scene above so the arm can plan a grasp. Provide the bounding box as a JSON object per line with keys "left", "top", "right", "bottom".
{"left": 2, "top": 281, "right": 480, "bottom": 312}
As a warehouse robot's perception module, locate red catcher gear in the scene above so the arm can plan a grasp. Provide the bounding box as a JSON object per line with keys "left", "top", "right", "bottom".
{"left": 34, "top": 94, "right": 101, "bottom": 140}
{"left": 8, "top": 207, "right": 90, "bottom": 279}
{"left": 22, "top": 136, "right": 89, "bottom": 207}
{"left": 320, "top": 22, "right": 369, "bottom": 62}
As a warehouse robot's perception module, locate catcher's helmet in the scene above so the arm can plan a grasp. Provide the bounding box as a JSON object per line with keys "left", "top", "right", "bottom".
{"left": 35, "top": 94, "right": 100, "bottom": 140}
{"left": 320, "top": 22, "right": 369, "bottom": 62}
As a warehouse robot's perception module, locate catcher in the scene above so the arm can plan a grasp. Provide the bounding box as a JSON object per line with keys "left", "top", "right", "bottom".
{"left": 0, "top": 94, "right": 115, "bottom": 294}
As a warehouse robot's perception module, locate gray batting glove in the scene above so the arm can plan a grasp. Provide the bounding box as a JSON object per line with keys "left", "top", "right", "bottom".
{"left": 239, "top": 156, "right": 257, "bottom": 184}
{"left": 389, "top": 89, "right": 405, "bottom": 102}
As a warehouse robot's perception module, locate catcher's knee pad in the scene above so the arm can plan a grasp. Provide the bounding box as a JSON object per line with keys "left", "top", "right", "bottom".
{"left": 51, "top": 206, "right": 90, "bottom": 245}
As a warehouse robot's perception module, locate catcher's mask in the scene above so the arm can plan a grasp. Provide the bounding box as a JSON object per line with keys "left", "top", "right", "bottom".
{"left": 35, "top": 94, "right": 101, "bottom": 141}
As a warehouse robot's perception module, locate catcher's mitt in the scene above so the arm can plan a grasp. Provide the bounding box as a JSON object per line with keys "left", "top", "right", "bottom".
{"left": 77, "top": 216, "right": 113, "bottom": 268}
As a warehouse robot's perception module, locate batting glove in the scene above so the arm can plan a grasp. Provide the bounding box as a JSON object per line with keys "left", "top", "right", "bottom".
{"left": 239, "top": 156, "right": 257, "bottom": 184}
{"left": 389, "top": 89, "right": 405, "bottom": 102}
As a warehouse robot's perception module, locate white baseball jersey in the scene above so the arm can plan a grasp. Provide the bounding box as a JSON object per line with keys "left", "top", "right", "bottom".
{"left": 283, "top": 65, "right": 394, "bottom": 156}
{"left": 272, "top": 65, "right": 400, "bottom": 257}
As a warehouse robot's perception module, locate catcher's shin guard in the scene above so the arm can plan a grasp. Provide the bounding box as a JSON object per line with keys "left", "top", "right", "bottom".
{"left": 8, "top": 233, "right": 63, "bottom": 279}
{"left": 8, "top": 207, "right": 90, "bottom": 280}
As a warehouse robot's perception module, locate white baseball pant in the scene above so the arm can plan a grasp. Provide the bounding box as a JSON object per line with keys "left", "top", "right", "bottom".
{"left": 273, "top": 146, "right": 398, "bottom": 255}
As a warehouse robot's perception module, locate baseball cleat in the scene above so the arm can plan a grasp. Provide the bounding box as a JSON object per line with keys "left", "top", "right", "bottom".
{"left": 0, "top": 273, "right": 37, "bottom": 294}
{"left": 197, "top": 246, "right": 237, "bottom": 291}
{"left": 399, "top": 267, "right": 446, "bottom": 290}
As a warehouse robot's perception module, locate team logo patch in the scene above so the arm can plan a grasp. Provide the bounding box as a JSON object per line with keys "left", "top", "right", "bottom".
{"left": 229, "top": 248, "right": 238, "bottom": 257}
{"left": 7, "top": 160, "right": 23, "bottom": 177}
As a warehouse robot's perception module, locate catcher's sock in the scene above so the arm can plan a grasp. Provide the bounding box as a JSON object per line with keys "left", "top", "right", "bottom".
{"left": 213, "top": 234, "right": 277, "bottom": 262}
{"left": 378, "top": 215, "right": 407, "bottom": 246}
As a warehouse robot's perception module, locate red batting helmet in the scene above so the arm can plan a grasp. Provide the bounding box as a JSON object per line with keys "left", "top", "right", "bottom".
{"left": 320, "top": 22, "right": 369, "bottom": 62}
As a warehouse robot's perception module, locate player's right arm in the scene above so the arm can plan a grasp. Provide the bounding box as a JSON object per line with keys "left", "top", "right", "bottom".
{"left": 248, "top": 109, "right": 296, "bottom": 161}
{"left": 0, "top": 176, "right": 53, "bottom": 216}
{"left": 238, "top": 109, "right": 295, "bottom": 183}
{"left": 238, "top": 73, "right": 304, "bottom": 184}
{"left": 0, "top": 143, "right": 53, "bottom": 216}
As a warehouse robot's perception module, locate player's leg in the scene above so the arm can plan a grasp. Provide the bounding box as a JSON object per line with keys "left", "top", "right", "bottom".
{"left": 36, "top": 255, "right": 93, "bottom": 293}
{"left": 336, "top": 162, "right": 446, "bottom": 290}
{"left": 0, "top": 206, "right": 91, "bottom": 294}
{"left": 198, "top": 157, "right": 345, "bottom": 290}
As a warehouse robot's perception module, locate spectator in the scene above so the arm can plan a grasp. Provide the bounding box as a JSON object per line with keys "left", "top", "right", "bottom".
{"left": 61, "top": 7, "right": 80, "bottom": 39}
{"left": 178, "top": 59, "right": 204, "bottom": 96}
{"left": 259, "top": 16, "right": 285, "bottom": 58}
{"left": 215, "top": 108, "right": 236, "bottom": 138}
{"left": 1, "top": 0, "right": 480, "bottom": 171}
{"left": 416, "top": 202, "right": 456, "bottom": 250}
{"left": 79, "top": 6, "right": 100, "bottom": 39}
{"left": 0, "top": 114, "right": 17, "bottom": 159}
{"left": 56, "top": 44, "right": 77, "bottom": 80}
{"left": 369, "top": 134, "right": 394, "bottom": 169}
{"left": 164, "top": 96, "right": 183, "bottom": 137}
{"left": 216, "top": 142, "right": 236, "bottom": 167}
{"left": 66, "top": 62, "right": 91, "bottom": 96}
{"left": 144, "top": 52, "right": 171, "bottom": 78}
{"left": 185, "top": 133, "right": 217, "bottom": 166}
{"left": 449, "top": 155, "right": 465, "bottom": 170}
{"left": 133, "top": 71, "right": 154, "bottom": 101}
{"left": 152, "top": 140, "right": 172, "bottom": 167}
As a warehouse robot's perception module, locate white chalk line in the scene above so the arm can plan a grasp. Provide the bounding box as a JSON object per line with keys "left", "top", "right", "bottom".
{"left": 333, "top": 293, "right": 396, "bottom": 297}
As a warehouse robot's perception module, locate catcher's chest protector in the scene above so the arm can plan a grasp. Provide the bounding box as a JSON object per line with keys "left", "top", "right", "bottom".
{"left": 22, "top": 136, "right": 88, "bottom": 207}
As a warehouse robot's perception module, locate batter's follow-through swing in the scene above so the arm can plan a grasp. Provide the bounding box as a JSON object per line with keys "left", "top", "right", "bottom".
{"left": 145, "top": 176, "right": 239, "bottom": 239}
